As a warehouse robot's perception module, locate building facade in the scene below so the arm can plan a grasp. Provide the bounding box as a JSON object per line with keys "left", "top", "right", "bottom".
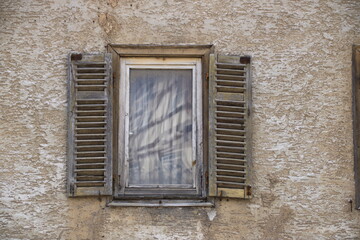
{"left": 1, "top": 0, "right": 360, "bottom": 239}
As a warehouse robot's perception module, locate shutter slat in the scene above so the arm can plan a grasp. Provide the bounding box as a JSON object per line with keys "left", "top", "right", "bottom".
{"left": 76, "top": 163, "right": 105, "bottom": 167}
{"left": 215, "top": 111, "right": 245, "bottom": 118}
{"left": 76, "top": 116, "right": 106, "bottom": 118}
{"left": 216, "top": 146, "right": 245, "bottom": 151}
{"left": 216, "top": 100, "right": 245, "bottom": 104}
{"left": 75, "top": 85, "right": 107, "bottom": 90}
{"left": 216, "top": 157, "right": 246, "bottom": 163}
{"left": 216, "top": 175, "right": 246, "bottom": 180}
{"left": 75, "top": 103, "right": 106, "bottom": 106}
{"left": 76, "top": 122, "right": 106, "bottom": 125}
{"left": 215, "top": 86, "right": 245, "bottom": 92}
{"left": 75, "top": 145, "right": 106, "bottom": 149}
{"left": 76, "top": 73, "right": 106, "bottom": 76}
{"left": 75, "top": 134, "right": 106, "bottom": 137}
{"left": 215, "top": 80, "right": 245, "bottom": 87}
{"left": 209, "top": 54, "right": 252, "bottom": 199}
{"left": 215, "top": 117, "right": 245, "bottom": 123}
{"left": 75, "top": 175, "right": 105, "bottom": 178}
{"left": 67, "top": 52, "right": 113, "bottom": 197}
{"left": 75, "top": 110, "right": 106, "bottom": 113}
{"left": 216, "top": 181, "right": 246, "bottom": 186}
{"left": 75, "top": 181, "right": 106, "bottom": 184}
{"left": 215, "top": 68, "right": 246, "bottom": 74}
{"left": 215, "top": 134, "right": 245, "bottom": 140}
{"left": 75, "top": 139, "right": 106, "bottom": 143}
{"left": 76, "top": 68, "right": 106, "bottom": 71}
{"left": 215, "top": 104, "right": 245, "bottom": 110}
{"left": 76, "top": 79, "right": 107, "bottom": 82}
{"left": 216, "top": 163, "right": 246, "bottom": 168}
{"left": 216, "top": 152, "right": 245, "bottom": 158}
{"left": 75, "top": 126, "right": 106, "bottom": 131}
{"left": 216, "top": 123, "right": 244, "bottom": 129}
{"left": 216, "top": 62, "right": 246, "bottom": 68}
{"left": 215, "top": 74, "right": 246, "bottom": 80}
{"left": 216, "top": 169, "right": 246, "bottom": 174}
{"left": 215, "top": 128, "right": 245, "bottom": 133}
{"left": 216, "top": 141, "right": 244, "bottom": 146}
{"left": 74, "top": 169, "right": 106, "bottom": 173}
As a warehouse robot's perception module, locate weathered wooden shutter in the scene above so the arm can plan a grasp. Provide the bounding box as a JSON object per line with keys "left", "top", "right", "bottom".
{"left": 67, "top": 53, "right": 113, "bottom": 197}
{"left": 208, "top": 54, "right": 252, "bottom": 198}
{"left": 352, "top": 45, "right": 360, "bottom": 209}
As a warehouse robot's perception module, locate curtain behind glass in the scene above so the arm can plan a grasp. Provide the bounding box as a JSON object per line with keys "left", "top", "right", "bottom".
{"left": 128, "top": 69, "right": 193, "bottom": 186}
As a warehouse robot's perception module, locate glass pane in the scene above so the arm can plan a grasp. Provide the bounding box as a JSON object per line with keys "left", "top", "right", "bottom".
{"left": 128, "top": 69, "right": 193, "bottom": 186}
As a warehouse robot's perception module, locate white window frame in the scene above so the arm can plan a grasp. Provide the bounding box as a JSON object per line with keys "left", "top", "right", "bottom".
{"left": 117, "top": 57, "right": 203, "bottom": 198}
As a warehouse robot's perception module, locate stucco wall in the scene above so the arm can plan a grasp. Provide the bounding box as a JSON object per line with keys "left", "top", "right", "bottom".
{"left": 1, "top": 0, "right": 360, "bottom": 239}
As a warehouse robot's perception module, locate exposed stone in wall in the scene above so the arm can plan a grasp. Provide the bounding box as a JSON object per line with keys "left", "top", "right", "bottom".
{"left": 108, "top": 0, "right": 119, "bottom": 8}
{"left": 0, "top": 0, "right": 360, "bottom": 239}
{"left": 98, "top": 12, "right": 120, "bottom": 36}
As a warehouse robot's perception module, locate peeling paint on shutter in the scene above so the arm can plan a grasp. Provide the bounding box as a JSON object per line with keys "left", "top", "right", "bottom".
{"left": 208, "top": 54, "right": 252, "bottom": 199}
{"left": 67, "top": 52, "right": 112, "bottom": 197}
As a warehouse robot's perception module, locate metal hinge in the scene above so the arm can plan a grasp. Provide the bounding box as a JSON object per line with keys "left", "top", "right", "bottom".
{"left": 206, "top": 72, "right": 209, "bottom": 81}
{"left": 245, "top": 185, "right": 252, "bottom": 197}
{"left": 69, "top": 184, "right": 75, "bottom": 196}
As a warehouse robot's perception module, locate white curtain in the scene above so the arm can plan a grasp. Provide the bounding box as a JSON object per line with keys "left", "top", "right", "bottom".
{"left": 128, "top": 69, "right": 193, "bottom": 186}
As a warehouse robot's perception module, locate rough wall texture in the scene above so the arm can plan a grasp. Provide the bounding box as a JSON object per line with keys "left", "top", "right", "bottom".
{"left": 1, "top": 0, "right": 360, "bottom": 239}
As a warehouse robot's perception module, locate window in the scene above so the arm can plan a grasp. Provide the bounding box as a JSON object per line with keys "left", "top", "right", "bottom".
{"left": 67, "top": 45, "right": 252, "bottom": 206}
{"left": 117, "top": 57, "right": 203, "bottom": 198}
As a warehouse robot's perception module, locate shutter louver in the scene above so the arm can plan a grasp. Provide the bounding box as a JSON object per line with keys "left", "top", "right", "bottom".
{"left": 67, "top": 53, "right": 113, "bottom": 197}
{"left": 209, "top": 54, "right": 252, "bottom": 199}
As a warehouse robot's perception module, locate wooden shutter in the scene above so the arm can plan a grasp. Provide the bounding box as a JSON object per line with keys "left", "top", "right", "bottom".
{"left": 208, "top": 54, "right": 252, "bottom": 199}
{"left": 67, "top": 53, "right": 113, "bottom": 197}
{"left": 353, "top": 45, "right": 360, "bottom": 209}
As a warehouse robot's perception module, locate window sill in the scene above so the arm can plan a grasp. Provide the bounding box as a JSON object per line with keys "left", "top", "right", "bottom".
{"left": 108, "top": 199, "right": 214, "bottom": 207}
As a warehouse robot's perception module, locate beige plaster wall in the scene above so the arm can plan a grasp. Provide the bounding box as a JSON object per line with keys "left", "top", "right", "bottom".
{"left": 1, "top": 0, "right": 360, "bottom": 239}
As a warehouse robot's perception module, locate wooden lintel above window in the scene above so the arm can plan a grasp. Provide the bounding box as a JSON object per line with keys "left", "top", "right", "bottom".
{"left": 107, "top": 44, "right": 214, "bottom": 57}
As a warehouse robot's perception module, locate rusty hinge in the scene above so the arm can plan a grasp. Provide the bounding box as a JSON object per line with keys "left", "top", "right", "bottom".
{"left": 98, "top": 190, "right": 102, "bottom": 202}
{"left": 245, "top": 185, "right": 252, "bottom": 197}
{"left": 205, "top": 72, "right": 209, "bottom": 81}
{"left": 219, "top": 190, "right": 224, "bottom": 200}
{"left": 71, "top": 53, "right": 82, "bottom": 61}
{"left": 69, "top": 184, "right": 75, "bottom": 196}
{"left": 205, "top": 171, "right": 209, "bottom": 185}
{"left": 240, "top": 56, "right": 251, "bottom": 64}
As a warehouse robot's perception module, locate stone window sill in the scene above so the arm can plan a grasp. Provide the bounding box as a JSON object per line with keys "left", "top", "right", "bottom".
{"left": 108, "top": 199, "right": 214, "bottom": 207}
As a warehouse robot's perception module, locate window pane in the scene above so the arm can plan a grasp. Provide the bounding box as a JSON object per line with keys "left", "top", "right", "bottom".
{"left": 128, "top": 69, "right": 193, "bottom": 186}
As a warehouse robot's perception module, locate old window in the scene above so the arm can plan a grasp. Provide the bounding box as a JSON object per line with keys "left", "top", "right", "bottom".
{"left": 117, "top": 57, "right": 203, "bottom": 198}
{"left": 67, "top": 45, "right": 252, "bottom": 206}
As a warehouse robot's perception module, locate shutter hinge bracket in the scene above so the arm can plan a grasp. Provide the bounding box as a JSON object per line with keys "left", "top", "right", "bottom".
{"left": 206, "top": 72, "right": 209, "bottom": 81}
{"left": 69, "top": 184, "right": 75, "bottom": 196}
{"left": 205, "top": 171, "right": 209, "bottom": 185}
{"left": 245, "top": 185, "right": 252, "bottom": 198}
{"left": 219, "top": 190, "right": 224, "bottom": 200}
{"left": 98, "top": 190, "right": 102, "bottom": 202}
